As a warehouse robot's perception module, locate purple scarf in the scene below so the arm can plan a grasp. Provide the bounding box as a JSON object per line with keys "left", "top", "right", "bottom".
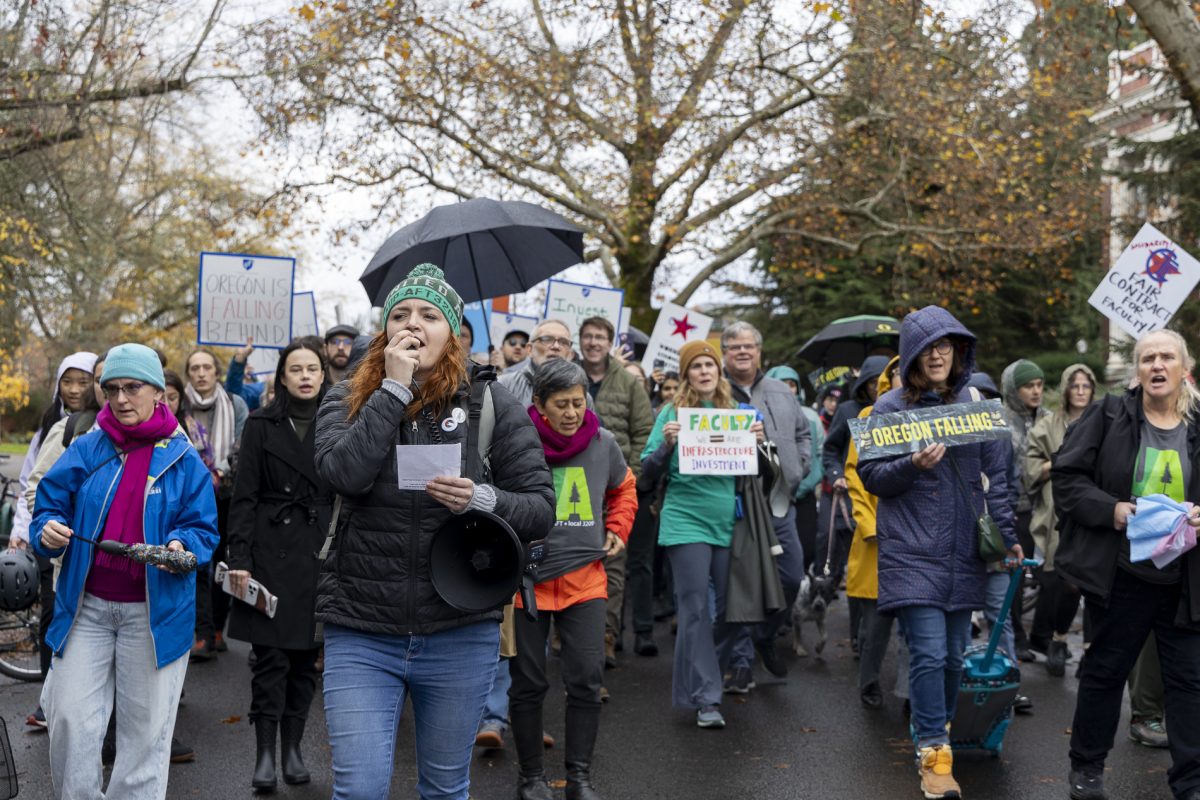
{"left": 86, "top": 403, "right": 180, "bottom": 601}
{"left": 529, "top": 407, "right": 601, "bottom": 465}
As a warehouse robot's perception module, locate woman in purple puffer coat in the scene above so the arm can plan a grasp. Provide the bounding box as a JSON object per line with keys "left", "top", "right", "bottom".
{"left": 858, "top": 305, "right": 1020, "bottom": 800}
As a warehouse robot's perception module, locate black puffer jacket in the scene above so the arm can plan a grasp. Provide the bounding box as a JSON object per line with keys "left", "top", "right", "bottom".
{"left": 1053, "top": 389, "right": 1200, "bottom": 629}
{"left": 313, "top": 370, "right": 555, "bottom": 635}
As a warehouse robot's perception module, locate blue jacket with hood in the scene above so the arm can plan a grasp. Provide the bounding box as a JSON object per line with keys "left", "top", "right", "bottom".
{"left": 857, "top": 306, "right": 1017, "bottom": 613}
{"left": 31, "top": 427, "right": 219, "bottom": 668}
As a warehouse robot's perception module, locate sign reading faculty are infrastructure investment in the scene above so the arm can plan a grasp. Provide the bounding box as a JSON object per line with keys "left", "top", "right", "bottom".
{"left": 678, "top": 408, "right": 758, "bottom": 476}
{"left": 198, "top": 252, "right": 296, "bottom": 349}
{"left": 1088, "top": 222, "right": 1200, "bottom": 338}
{"left": 847, "top": 400, "right": 1011, "bottom": 463}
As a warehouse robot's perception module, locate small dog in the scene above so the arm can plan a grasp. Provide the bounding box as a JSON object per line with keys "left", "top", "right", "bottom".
{"left": 791, "top": 570, "right": 836, "bottom": 658}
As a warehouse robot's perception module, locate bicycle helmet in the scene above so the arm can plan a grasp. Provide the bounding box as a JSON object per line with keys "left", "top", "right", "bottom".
{"left": 0, "top": 550, "right": 38, "bottom": 612}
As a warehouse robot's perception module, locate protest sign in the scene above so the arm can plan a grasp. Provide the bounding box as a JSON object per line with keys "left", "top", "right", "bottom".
{"left": 248, "top": 292, "right": 321, "bottom": 377}
{"left": 847, "top": 399, "right": 1010, "bottom": 463}
{"left": 641, "top": 303, "right": 714, "bottom": 375}
{"left": 293, "top": 292, "right": 320, "bottom": 337}
{"left": 463, "top": 300, "right": 493, "bottom": 351}
{"left": 1088, "top": 222, "right": 1200, "bottom": 338}
{"left": 808, "top": 365, "right": 853, "bottom": 394}
{"left": 198, "top": 252, "right": 295, "bottom": 349}
{"left": 618, "top": 307, "right": 632, "bottom": 335}
{"left": 677, "top": 408, "right": 758, "bottom": 476}
{"left": 489, "top": 311, "right": 540, "bottom": 350}
{"left": 543, "top": 279, "right": 624, "bottom": 348}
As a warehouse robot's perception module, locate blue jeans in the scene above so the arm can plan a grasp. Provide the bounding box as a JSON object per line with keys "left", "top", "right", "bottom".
{"left": 480, "top": 657, "right": 512, "bottom": 731}
{"left": 42, "top": 593, "right": 188, "bottom": 800}
{"left": 323, "top": 621, "right": 500, "bottom": 800}
{"left": 896, "top": 606, "right": 973, "bottom": 748}
{"left": 983, "top": 571, "right": 1017, "bottom": 663}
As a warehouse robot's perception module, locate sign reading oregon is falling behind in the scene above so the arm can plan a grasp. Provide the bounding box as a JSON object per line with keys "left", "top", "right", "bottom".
{"left": 197, "top": 252, "right": 296, "bottom": 349}
{"left": 848, "top": 400, "right": 1011, "bottom": 462}
{"left": 1088, "top": 222, "right": 1200, "bottom": 338}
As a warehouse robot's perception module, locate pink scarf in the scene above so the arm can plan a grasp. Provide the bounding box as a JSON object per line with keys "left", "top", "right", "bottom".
{"left": 529, "top": 407, "right": 600, "bottom": 464}
{"left": 86, "top": 403, "right": 180, "bottom": 601}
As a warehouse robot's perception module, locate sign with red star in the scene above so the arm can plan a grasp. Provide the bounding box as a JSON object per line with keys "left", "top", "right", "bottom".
{"left": 671, "top": 314, "right": 698, "bottom": 340}
{"left": 640, "top": 302, "right": 714, "bottom": 375}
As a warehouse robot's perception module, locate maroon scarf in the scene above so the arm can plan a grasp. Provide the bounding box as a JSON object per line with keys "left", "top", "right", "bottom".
{"left": 528, "top": 407, "right": 600, "bottom": 465}
{"left": 89, "top": 403, "right": 180, "bottom": 592}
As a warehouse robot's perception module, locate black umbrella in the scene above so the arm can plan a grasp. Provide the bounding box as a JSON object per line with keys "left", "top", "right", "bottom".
{"left": 796, "top": 314, "right": 900, "bottom": 367}
{"left": 359, "top": 198, "right": 584, "bottom": 307}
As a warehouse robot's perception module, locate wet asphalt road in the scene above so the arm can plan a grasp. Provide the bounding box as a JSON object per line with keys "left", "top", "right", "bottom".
{"left": 0, "top": 596, "right": 1179, "bottom": 800}
{"left": 0, "top": 450, "right": 1178, "bottom": 800}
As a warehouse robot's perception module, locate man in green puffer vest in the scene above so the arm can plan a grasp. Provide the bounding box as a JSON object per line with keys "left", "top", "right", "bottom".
{"left": 579, "top": 316, "right": 655, "bottom": 672}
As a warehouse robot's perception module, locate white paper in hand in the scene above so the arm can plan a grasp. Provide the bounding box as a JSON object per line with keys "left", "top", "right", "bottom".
{"left": 396, "top": 443, "right": 462, "bottom": 490}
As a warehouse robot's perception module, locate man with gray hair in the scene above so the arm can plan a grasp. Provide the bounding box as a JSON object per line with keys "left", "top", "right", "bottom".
{"left": 720, "top": 320, "right": 811, "bottom": 691}
{"left": 498, "top": 319, "right": 574, "bottom": 406}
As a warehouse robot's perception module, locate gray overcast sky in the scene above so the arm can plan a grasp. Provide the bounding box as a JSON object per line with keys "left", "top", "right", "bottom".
{"left": 192, "top": 0, "right": 1035, "bottom": 332}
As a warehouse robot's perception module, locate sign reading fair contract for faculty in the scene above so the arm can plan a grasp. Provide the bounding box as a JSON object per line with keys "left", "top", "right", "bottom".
{"left": 847, "top": 399, "right": 1011, "bottom": 463}
{"left": 677, "top": 408, "right": 758, "bottom": 476}
{"left": 1087, "top": 222, "right": 1200, "bottom": 338}
{"left": 197, "top": 252, "right": 296, "bottom": 349}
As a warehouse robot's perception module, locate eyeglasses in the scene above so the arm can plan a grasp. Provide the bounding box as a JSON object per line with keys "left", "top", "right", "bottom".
{"left": 103, "top": 381, "right": 148, "bottom": 399}
{"left": 504, "top": 337, "right": 529, "bottom": 347}
{"left": 328, "top": 337, "right": 354, "bottom": 347}
{"left": 580, "top": 333, "right": 611, "bottom": 344}
{"left": 724, "top": 343, "right": 758, "bottom": 353}
{"left": 920, "top": 339, "right": 954, "bottom": 357}
{"left": 533, "top": 336, "right": 572, "bottom": 348}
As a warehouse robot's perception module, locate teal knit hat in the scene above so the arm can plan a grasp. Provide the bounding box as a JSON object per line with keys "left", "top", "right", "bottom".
{"left": 101, "top": 343, "right": 165, "bottom": 390}
{"left": 1012, "top": 359, "right": 1044, "bottom": 388}
{"left": 381, "top": 264, "right": 464, "bottom": 335}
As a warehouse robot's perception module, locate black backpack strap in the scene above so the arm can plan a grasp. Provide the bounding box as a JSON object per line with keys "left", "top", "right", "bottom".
{"left": 464, "top": 371, "right": 495, "bottom": 484}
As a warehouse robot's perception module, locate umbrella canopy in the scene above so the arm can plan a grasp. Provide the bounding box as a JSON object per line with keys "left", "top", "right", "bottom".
{"left": 796, "top": 314, "right": 900, "bottom": 367}
{"left": 359, "top": 198, "right": 584, "bottom": 306}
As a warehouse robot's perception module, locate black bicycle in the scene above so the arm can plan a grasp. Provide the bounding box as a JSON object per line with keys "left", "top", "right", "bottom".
{"left": 0, "top": 472, "right": 42, "bottom": 682}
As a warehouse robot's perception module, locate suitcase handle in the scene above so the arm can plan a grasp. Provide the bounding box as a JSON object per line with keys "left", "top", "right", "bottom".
{"left": 981, "top": 559, "right": 1041, "bottom": 673}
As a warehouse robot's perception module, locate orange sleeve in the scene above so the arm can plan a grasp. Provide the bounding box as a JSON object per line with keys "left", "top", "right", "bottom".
{"left": 604, "top": 468, "right": 638, "bottom": 542}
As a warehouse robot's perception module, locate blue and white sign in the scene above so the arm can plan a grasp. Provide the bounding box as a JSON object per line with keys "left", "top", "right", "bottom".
{"left": 543, "top": 279, "right": 624, "bottom": 348}
{"left": 197, "top": 252, "right": 295, "bottom": 349}
{"left": 1088, "top": 222, "right": 1200, "bottom": 338}
{"left": 462, "top": 300, "right": 493, "bottom": 352}
{"left": 248, "top": 292, "right": 321, "bottom": 377}
{"left": 293, "top": 292, "right": 320, "bottom": 338}
{"left": 489, "top": 312, "right": 540, "bottom": 351}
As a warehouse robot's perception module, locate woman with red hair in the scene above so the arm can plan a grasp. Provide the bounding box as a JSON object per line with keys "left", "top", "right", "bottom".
{"left": 313, "top": 264, "right": 555, "bottom": 800}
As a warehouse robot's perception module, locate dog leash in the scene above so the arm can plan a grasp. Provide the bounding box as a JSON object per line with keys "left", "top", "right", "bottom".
{"left": 823, "top": 489, "right": 852, "bottom": 578}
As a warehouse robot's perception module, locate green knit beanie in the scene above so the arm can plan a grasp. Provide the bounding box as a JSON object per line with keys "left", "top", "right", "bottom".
{"left": 1012, "top": 359, "right": 1044, "bottom": 388}
{"left": 381, "top": 264, "right": 464, "bottom": 335}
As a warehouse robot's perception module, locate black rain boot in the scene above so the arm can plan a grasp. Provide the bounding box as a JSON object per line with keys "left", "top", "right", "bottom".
{"left": 517, "top": 774, "right": 555, "bottom": 800}
{"left": 564, "top": 705, "right": 603, "bottom": 800}
{"left": 511, "top": 706, "right": 551, "bottom": 800}
{"left": 252, "top": 718, "right": 277, "bottom": 793}
{"left": 279, "top": 717, "right": 311, "bottom": 785}
{"left": 1046, "top": 640, "right": 1068, "bottom": 678}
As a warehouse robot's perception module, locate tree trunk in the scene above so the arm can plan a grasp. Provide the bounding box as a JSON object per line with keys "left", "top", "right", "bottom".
{"left": 616, "top": 256, "right": 658, "bottom": 332}
{"left": 1127, "top": 0, "right": 1200, "bottom": 125}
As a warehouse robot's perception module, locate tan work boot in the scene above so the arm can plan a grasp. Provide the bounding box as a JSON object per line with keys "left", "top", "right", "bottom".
{"left": 917, "top": 744, "right": 961, "bottom": 799}
{"left": 604, "top": 631, "right": 617, "bottom": 669}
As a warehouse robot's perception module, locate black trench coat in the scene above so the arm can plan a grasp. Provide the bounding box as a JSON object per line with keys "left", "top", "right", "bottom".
{"left": 226, "top": 400, "right": 333, "bottom": 650}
